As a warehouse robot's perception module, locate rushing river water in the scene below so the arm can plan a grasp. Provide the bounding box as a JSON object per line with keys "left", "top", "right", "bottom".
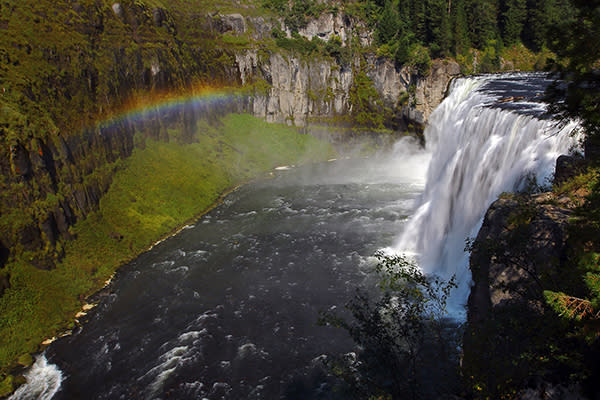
{"left": 12, "top": 73, "right": 579, "bottom": 399}
{"left": 34, "top": 147, "right": 430, "bottom": 400}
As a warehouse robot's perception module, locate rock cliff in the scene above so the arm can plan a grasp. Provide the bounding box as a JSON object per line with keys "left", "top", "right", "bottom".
{"left": 236, "top": 48, "right": 459, "bottom": 127}
{"left": 234, "top": 12, "right": 460, "bottom": 127}
{"left": 0, "top": 2, "right": 461, "bottom": 277}
{"left": 462, "top": 177, "right": 590, "bottom": 398}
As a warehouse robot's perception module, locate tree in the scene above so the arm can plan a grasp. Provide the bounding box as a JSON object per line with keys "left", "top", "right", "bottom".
{"left": 376, "top": 0, "right": 400, "bottom": 45}
{"left": 348, "top": 69, "right": 385, "bottom": 128}
{"left": 500, "top": 0, "right": 527, "bottom": 46}
{"left": 545, "top": 0, "right": 600, "bottom": 154}
{"left": 426, "top": 0, "right": 453, "bottom": 57}
{"left": 451, "top": 0, "right": 471, "bottom": 54}
{"left": 467, "top": 0, "right": 500, "bottom": 48}
{"left": 319, "top": 252, "right": 459, "bottom": 399}
{"left": 411, "top": 0, "right": 428, "bottom": 43}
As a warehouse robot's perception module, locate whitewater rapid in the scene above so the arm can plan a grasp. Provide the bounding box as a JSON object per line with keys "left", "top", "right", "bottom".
{"left": 394, "top": 74, "right": 579, "bottom": 317}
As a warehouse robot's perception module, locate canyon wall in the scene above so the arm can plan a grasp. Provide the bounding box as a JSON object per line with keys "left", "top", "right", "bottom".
{"left": 0, "top": 1, "right": 459, "bottom": 286}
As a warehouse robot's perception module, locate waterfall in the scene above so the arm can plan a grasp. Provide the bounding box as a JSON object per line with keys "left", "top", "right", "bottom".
{"left": 394, "top": 74, "right": 579, "bottom": 317}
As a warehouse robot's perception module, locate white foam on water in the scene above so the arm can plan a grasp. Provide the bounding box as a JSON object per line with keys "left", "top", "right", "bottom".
{"left": 9, "top": 355, "right": 62, "bottom": 400}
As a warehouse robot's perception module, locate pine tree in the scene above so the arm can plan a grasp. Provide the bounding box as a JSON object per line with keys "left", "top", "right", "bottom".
{"left": 376, "top": 0, "right": 400, "bottom": 45}
{"left": 467, "top": 0, "right": 500, "bottom": 48}
{"left": 452, "top": 0, "right": 471, "bottom": 54}
{"left": 500, "top": 0, "right": 527, "bottom": 45}
{"left": 412, "top": 1, "right": 427, "bottom": 43}
{"left": 523, "top": 0, "right": 555, "bottom": 50}
{"left": 546, "top": 0, "right": 600, "bottom": 145}
{"left": 426, "top": 0, "right": 453, "bottom": 57}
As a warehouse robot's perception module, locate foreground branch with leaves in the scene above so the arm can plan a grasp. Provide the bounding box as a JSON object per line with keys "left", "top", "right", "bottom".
{"left": 319, "top": 251, "right": 461, "bottom": 399}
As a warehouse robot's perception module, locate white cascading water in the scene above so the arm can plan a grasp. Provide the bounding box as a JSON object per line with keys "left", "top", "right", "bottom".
{"left": 8, "top": 354, "right": 62, "bottom": 400}
{"left": 394, "top": 74, "right": 579, "bottom": 318}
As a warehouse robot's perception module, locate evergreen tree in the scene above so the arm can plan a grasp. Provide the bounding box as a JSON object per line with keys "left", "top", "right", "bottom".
{"left": 545, "top": 0, "right": 600, "bottom": 152}
{"left": 451, "top": 0, "right": 471, "bottom": 53}
{"left": 465, "top": 0, "right": 500, "bottom": 48}
{"left": 412, "top": 0, "right": 428, "bottom": 43}
{"left": 376, "top": 0, "right": 400, "bottom": 45}
{"left": 523, "top": 0, "right": 555, "bottom": 50}
{"left": 426, "top": 0, "right": 453, "bottom": 57}
{"left": 500, "top": 0, "right": 527, "bottom": 45}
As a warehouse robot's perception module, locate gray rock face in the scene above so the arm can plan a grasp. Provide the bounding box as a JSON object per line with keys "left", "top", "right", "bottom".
{"left": 462, "top": 192, "right": 588, "bottom": 397}
{"left": 220, "top": 13, "right": 246, "bottom": 33}
{"left": 240, "top": 52, "right": 354, "bottom": 125}
{"left": 415, "top": 60, "right": 461, "bottom": 122}
{"left": 295, "top": 12, "right": 371, "bottom": 46}
{"left": 232, "top": 13, "right": 459, "bottom": 127}
{"left": 236, "top": 48, "right": 460, "bottom": 126}
{"left": 468, "top": 194, "right": 572, "bottom": 322}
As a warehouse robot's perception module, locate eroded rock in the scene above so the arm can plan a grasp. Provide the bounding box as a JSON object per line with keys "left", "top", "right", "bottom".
{"left": 463, "top": 192, "right": 583, "bottom": 397}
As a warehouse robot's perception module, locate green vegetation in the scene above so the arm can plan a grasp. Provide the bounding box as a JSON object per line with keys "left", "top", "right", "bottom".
{"left": 263, "top": 0, "right": 332, "bottom": 31}
{"left": 0, "top": 113, "right": 334, "bottom": 391}
{"left": 542, "top": 0, "right": 600, "bottom": 350}
{"left": 546, "top": 0, "right": 600, "bottom": 151}
{"left": 348, "top": 69, "right": 386, "bottom": 128}
{"left": 319, "top": 251, "right": 460, "bottom": 399}
{"left": 364, "top": 0, "right": 575, "bottom": 70}
{"left": 545, "top": 168, "right": 600, "bottom": 338}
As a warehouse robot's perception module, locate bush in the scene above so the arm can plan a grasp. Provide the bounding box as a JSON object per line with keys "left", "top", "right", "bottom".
{"left": 408, "top": 43, "right": 432, "bottom": 76}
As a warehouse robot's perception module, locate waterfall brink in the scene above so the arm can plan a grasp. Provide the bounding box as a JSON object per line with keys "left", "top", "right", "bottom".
{"left": 394, "top": 74, "right": 579, "bottom": 318}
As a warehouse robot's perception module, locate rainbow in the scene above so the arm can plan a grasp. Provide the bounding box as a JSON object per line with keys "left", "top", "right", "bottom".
{"left": 96, "top": 85, "right": 247, "bottom": 129}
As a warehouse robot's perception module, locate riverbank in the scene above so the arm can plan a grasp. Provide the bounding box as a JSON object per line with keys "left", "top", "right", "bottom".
{"left": 0, "top": 113, "right": 335, "bottom": 396}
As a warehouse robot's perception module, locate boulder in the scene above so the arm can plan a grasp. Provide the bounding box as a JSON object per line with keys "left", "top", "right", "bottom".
{"left": 220, "top": 13, "right": 246, "bottom": 33}
{"left": 554, "top": 154, "right": 585, "bottom": 186}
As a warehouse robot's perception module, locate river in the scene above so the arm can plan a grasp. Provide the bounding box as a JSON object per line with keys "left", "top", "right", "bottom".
{"left": 11, "top": 73, "right": 579, "bottom": 399}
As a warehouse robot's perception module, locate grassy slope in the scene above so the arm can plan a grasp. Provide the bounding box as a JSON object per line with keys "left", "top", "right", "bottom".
{"left": 0, "top": 114, "right": 334, "bottom": 393}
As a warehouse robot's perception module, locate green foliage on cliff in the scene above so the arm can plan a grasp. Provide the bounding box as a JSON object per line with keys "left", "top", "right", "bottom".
{"left": 348, "top": 70, "right": 386, "bottom": 128}
{"left": 545, "top": 169, "right": 600, "bottom": 338}
{"left": 0, "top": 113, "right": 334, "bottom": 385}
{"left": 541, "top": 0, "right": 600, "bottom": 353}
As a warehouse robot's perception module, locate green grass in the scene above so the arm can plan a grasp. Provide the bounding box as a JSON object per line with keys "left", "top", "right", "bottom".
{"left": 0, "top": 113, "right": 334, "bottom": 388}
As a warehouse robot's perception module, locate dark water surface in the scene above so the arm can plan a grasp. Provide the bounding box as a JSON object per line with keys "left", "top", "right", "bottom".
{"left": 46, "top": 154, "right": 427, "bottom": 399}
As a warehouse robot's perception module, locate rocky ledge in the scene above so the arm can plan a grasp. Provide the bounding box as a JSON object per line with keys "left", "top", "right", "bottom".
{"left": 462, "top": 155, "right": 592, "bottom": 399}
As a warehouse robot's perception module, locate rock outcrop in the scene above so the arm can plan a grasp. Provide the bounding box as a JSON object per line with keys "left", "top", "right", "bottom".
{"left": 463, "top": 186, "right": 590, "bottom": 398}
{"left": 236, "top": 48, "right": 459, "bottom": 127}
{"left": 466, "top": 194, "right": 572, "bottom": 325}
{"left": 295, "top": 12, "right": 372, "bottom": 47}
{"left": 232, "top": 12, "right": 459, "bottom": 127}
